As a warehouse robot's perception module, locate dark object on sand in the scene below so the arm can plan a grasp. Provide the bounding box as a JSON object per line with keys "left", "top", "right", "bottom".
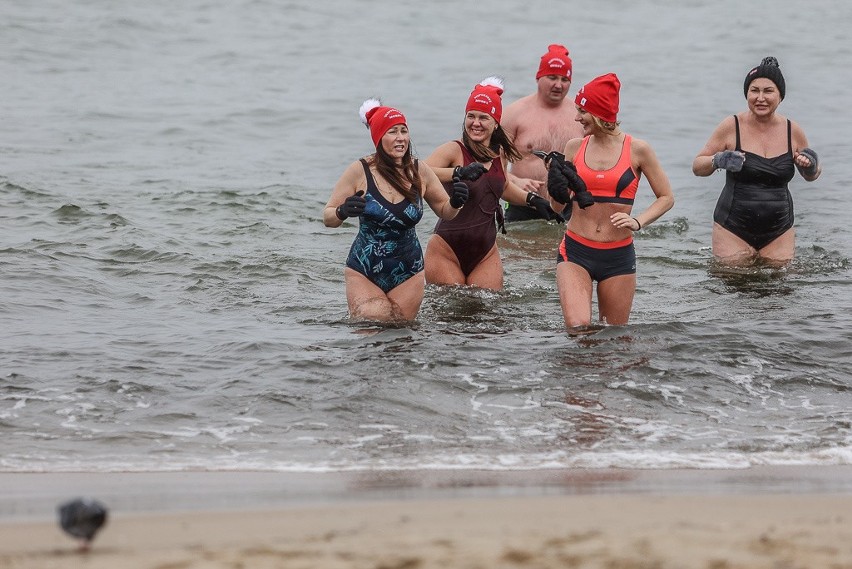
{"left": 58, "top": 497, "right": 108, "bottom": 551}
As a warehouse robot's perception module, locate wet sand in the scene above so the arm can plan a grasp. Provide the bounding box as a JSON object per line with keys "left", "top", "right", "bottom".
{"left": 2, "top": 466, "right": 851, "bottom": 568}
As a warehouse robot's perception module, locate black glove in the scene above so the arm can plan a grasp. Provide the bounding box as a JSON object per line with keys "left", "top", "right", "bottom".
{"left": 546, "top": 162, "right": 571, "bottom": 204}
{"left": 335, "top": 190, "right": 366, "bottom": 220}
{"left": 453, "top": 163, "right": 488, "bottom": 182}
{"left": 536, "top": 150, "right": 565, "bottom": 166}
{"left": 712, "top": 150, "right": 746, "bottom": 172}
{"left": 449, "top": 178, "right": 469, "bottom": 209}
{"left": 797, "top": 147, "right": 819, "bottom": 177}
{"left": 561, "top": 160, "right": 594, "bottom": 209}
{"left": 526, "top": 193, "right": 565, "bottom": 223}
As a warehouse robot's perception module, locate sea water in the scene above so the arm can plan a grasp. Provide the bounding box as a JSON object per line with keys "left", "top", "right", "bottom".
{"left": 1, "top": 0, "right": 850, "bottom": 473}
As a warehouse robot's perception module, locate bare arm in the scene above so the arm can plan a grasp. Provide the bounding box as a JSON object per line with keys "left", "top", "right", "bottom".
{"left": 501, "top": 97, "right": 547, "bottom": 193}
{"left": 323, "top": 160, "right": 365, "bottom": 228}
{"left": 506, "top": 171, "right": 543, "bottom": 193}
{"left": 561, "top": 138, "right": 584, "bottom": 163}
{"left": 611, "top": 139, "right": 674, "bottom": 231}
{"left": 424, "top": 141, "right": 464, "bottom": 183}
{"left": 502, "top": 178, "right": 530, "bottom": 206}
{"left": 791, "top": 121, "right": 822, "bottom": 181}
{"left": 501, "top": 154, "right": 533, "bottom": 206}
{"left": 692, "top": 116, "right": 736, "bottom": 177}
{"left": 420, "top": 161, "right": 460, "bottom": 221}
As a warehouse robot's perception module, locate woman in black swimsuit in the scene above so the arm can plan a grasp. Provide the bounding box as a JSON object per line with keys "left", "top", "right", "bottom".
{"left": 692, "top": 57, "right": 821, "bottom": 266}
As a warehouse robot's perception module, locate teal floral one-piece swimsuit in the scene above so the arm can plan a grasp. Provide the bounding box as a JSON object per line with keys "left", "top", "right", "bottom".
{"left": 345, "top": 159, "right": 424, "bottom": 293}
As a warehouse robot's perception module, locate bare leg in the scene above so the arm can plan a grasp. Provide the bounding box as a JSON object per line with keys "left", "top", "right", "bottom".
{"left": 465, "top": 244, "right": 504, "bottom": 291}
{"left": 712, "top": 223, "right": 757, "bottom": 266}
{"left": 556, "top": 261, "right": 594, "bottom": 329}
{"left": 386, "top": 272, "right": 426, "bottom": 321}
{"left": 424, "top": 236, "right": 466, "bottom": 286}
{"left": 758, "top": 227, "right": 795, "bottom": 266}
{"left": 597, "top": 273, "right": 636, "bottom": 325}
{"left": 345, "top": 268, "right": 424, "bottom": 323}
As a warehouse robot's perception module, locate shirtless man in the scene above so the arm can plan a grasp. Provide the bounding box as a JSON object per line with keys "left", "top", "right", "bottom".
{"left": 501, "top": 44, "right": 584, "bottom": 222}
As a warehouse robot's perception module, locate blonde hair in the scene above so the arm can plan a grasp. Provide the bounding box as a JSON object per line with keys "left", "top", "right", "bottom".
{"left": 590, "top": 114, "right": 620, "bottom": 132}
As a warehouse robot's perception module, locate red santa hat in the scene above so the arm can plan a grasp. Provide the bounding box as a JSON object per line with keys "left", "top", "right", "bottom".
{"left": 359, "top": 98, "right": 407, "bottom": 148}
{"left": 465, "top": 76, "right": 504, "bottom": 123}
{"left": 574, "top": 73, "right": 621, "bottom": 123}
{"left": 536, "top": 44, "right": 573, "bottom": 80}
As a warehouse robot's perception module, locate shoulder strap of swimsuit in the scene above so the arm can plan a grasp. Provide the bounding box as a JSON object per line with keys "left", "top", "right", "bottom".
{"left": 454, "top": 140, "right": 474, "bottom": 164}
{"left": 412, "top": 159, "right": 423, "bottom": 202}
{"left": 733, "top": 115, "right": 741, "bottom": 151}
{"left": 621, "top": 134, "right": 633, "bottom": 160}
{"left": 359, "top": 158, "right": 378, "bottom": 193}
{"left": 786, "top": 119, "right": 792, "bottom": 154}
{"left": 573, "top": 135, "right": 591, "bottom": 163}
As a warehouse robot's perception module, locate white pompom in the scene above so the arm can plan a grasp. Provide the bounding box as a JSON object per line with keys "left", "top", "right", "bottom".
{"left": 359, "top": 98, "right": 382, "bottom": 126}
{"left": 479, "top": 76, "right": 504, "bottom": 90}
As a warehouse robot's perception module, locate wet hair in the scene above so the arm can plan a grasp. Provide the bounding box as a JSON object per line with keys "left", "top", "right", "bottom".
{"left": 461, "top": 123, "right": 523, "bottom": 164}
{"left": 371, "top": 144, "right": 421, "bottom": 204}
{"left": 744, "top": 56, "right": 786, "bottom": 100}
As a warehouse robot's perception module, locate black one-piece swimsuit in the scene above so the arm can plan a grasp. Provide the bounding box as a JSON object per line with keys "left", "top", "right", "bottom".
{"left": 713, "top": 115, "right": 795, "bottom": 250}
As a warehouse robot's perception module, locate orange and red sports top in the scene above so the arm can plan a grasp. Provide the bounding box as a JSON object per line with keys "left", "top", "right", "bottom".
{"left": 572, "top": 134, "right": 639, "bottom": 205}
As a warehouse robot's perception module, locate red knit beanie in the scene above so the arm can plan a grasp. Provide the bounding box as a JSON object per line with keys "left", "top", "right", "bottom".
{"left": 359, "top": 98, "right": 407, "bottom": 148}
{"left": 536, "top": 44, "right": 572, "bottom": 80}
{"left": 574, "top": 73, "right": 621, "bottom": 122}
{"left": 465, "top": 76, "right": 504, "bottom": 123}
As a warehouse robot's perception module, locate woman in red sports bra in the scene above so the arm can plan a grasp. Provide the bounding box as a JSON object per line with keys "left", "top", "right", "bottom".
{"left": 547, "top": 73, "right": 674, "bottom": 329}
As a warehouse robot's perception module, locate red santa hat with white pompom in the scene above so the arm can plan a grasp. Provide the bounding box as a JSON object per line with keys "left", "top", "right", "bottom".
{"left": 359, "top": 98, "right": 407, "bottom": 148}
{"left": 465, "top": 76, "right": 505, "bottom": 123}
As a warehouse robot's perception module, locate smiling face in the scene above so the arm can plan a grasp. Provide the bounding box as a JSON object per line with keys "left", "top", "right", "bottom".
{"left": 464, "top": 111, "right": 497, "bottom": 143}
{"left": 537, "top": 75, "right": 572, "bottom": 105}
{"left": 379, "top": 124, "right": 410, "bottom": 162}
{"left": 574, "top": 105, "right": 596, "bottom": 136}
{"left": 746, "top": 78, "right": 782, "bottom": 116}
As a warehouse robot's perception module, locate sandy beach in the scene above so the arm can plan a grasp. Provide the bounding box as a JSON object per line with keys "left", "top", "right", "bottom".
{"left": 2, "top": 467, "right": 852, "bottom": 568}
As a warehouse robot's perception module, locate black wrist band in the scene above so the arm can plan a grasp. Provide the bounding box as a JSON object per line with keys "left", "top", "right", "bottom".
{"left": 526, "top": 192, "right": 535, "bottom": 206}
{"left": 335, "top": 205, "right": 347, "bottom": 220}
{"left": 632, "top": 217, "right": 641, "bottom": 231}
{"left": 452, "top": 166, "right": 461, "bottom": 179}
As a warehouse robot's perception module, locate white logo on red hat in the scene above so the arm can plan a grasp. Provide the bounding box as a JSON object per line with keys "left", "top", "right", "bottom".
{"left": 579, "top": 97, "right": 587, "bottom": 106}
{"left": 544, "top": 58, "right": 570, "bottom": 77}
{"left": 471, "top": 95, "right": 497, "bottom": 117}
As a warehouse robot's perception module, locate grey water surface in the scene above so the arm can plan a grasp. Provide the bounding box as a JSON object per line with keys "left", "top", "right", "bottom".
{"left": 1, "top": 0, "right": 850, "bottom": 472}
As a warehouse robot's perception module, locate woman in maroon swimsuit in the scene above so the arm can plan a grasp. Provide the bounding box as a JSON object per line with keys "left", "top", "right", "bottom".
{"left": 424, "top": 77, "right": 564, "bottom": 290}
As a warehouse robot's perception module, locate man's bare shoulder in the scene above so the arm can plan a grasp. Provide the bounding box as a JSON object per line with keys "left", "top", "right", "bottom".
{"left": 502, "top": 94, "right": 537, "bottom": 122}
{"left": 505, "top": 93, "right": 537, "bottom": 110}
